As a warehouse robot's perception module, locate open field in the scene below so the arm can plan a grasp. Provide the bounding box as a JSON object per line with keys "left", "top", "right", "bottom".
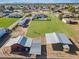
{"left": 26, "top": 13, "right": 78, "bottom": 37}
{"left": 0, "top": 18, "right": 20, "bottom": 28}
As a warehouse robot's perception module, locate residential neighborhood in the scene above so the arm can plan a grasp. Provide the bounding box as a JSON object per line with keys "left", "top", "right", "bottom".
{"left": 0, "top": 0, "right": 79, "bottom": 59}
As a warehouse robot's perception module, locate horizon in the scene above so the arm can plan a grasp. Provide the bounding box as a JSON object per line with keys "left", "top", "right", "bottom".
{"left": 0, "top": 0, "right": 79, "bottom": 4}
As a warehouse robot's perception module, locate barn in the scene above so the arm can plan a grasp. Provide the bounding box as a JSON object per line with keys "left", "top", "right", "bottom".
{"left": 18, "top": 18, "right": 31, "bottom": 27}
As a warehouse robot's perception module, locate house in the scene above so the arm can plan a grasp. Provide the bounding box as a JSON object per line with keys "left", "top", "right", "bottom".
{"left": 45, "top": 32, "right": 73, "bottom": 52}
{"left": 62, "top": 18, "right": 78, "bottom": 24}
{"left": 74, "top": 14, "right": 79, "bottom": 18}
{"left": 3, "top": 9, "right": 13, "bottom": 16}
{"left": 32, "top": 14, "right": 48, "bottom": 20}
{"left": 3, "top": 9, "right": 13, "bottom": 14}
{"left": 8, "top": 13, "right": 23, "bottom": 18}
{"left": 18, "top": 18, "right": 31, "bottom": 27}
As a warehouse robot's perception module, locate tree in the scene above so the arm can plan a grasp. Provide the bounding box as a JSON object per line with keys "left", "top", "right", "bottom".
{"left": 58, "top": 13, "right": 64, "bottom": 20}
{"left": 67, "top": 5, "right": 75, "bottom": 13}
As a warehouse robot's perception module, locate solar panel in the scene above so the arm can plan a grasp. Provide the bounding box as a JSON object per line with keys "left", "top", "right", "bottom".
{"left": 58, "top": 33, "right": 72, "bottom": 44}
{"left": 45, "top": 32, "right": 72, "bottom": 45}
{"left": 3, "top": 35, "right": 32, "bottom": 47}
{"left": 29, "top": 40, "right": 41, "bottom": 55}
{"left": 18, "top": 36, "right": 27, "bottom": 46}
{"left": 25, "top": 38, "right": 32, "bottom": 47}
{"left": 45, "top": 32, "right": 60, "bottom": 44}
{"left": 18, "top": 36, "right": 32, "bottom": 47}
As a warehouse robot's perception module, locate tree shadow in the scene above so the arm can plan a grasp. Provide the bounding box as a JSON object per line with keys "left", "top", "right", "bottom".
{"left": 11, "top": 47, "right": 31, "bottom": 57}
{"left": 36, "top": 45, "right": 47, "bottom": 59}
{"left": 66, "top": 38, "right": 79, "bottom": 55}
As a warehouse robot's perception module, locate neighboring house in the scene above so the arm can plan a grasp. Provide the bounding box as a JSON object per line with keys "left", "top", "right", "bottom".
{"left": 0, "top": 13, "right": 6, "bottom": 18}
{"left": 32, "top": 14, "right": 48, "bottom": 20}
{"left": 3, "top": 9, "right": 13, "bottom": 13}
{"left": 3, "top": 9, "right": 13, "bottom": 16}
{"left": 74, "top": 14, "right": 79, "bottom": 18}
{"left": 8, "top": 13, "right": 23, "bottom": 18}
{"left": 62, "top": 18, "right": 78, "bottom": 24}
{"left": 13, "top": 10, "right": 22, "bottom": 14}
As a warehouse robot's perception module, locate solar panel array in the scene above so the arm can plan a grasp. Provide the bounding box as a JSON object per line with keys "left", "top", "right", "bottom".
{"left": 45, "top": 32, "right": 72, "bottom": 45}
{"left": 30, "top": 40, "right": 41, "bottom": 55}
{"left": 3, "top": 35, "right": 32, "bottom": 47}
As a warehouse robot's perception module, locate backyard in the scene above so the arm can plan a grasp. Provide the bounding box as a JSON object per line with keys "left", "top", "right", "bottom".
{"left": 26, "top": 13, "right": 78, "bottom": 37}
{"left": 0, "top": 18, "right": 20, "bottom": 28}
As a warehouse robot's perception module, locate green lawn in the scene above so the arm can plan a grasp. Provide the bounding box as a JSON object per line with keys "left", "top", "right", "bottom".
{"left": 0, "top": 18, "right": 19, "bottom": 28}
{"left": 26, "top": 13, "right": 78, "bottom": 37}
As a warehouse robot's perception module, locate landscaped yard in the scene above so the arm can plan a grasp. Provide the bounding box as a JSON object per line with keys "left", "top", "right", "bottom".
{"left": 0, "top": 18, "right": 19, "bottom": 28}
{"left": 26, "top": 13, "right": 78, "bottom": 37}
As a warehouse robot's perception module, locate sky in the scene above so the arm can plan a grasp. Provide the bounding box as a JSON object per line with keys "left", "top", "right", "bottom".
{"left": 0, "top": 0, "right": 79, "bottom": 4}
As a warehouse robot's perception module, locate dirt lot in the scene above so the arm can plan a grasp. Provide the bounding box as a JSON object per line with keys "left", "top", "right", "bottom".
{"left": 11, "top": 26, "right": 27, "bottom": 38}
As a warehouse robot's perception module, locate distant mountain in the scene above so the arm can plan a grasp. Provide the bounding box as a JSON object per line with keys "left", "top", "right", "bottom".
{"left": 0, "top": 0, "right": 79, "bottom": 4}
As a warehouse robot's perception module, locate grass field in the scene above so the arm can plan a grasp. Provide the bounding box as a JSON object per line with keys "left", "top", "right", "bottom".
{"left": 0, "top": 18, "right": 19, "bottom": 28}
{"left": 26, "top": 13, "right": 78, "bottom": 37}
